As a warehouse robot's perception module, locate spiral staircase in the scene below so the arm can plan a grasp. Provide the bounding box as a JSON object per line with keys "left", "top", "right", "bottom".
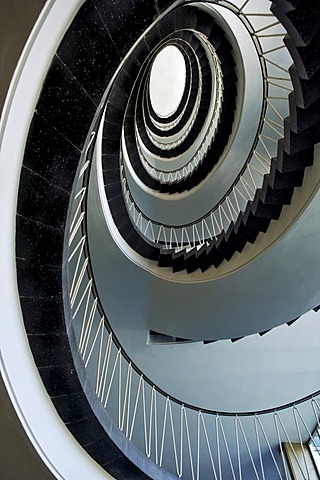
{"left": 1, "top": 0, "right": 320, "bottom": 479}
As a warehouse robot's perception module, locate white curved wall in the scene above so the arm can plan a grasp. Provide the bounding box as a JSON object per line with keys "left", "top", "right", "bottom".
{"left": 0, "top": 1, "right": 114, "bottom": 478}
{"left": 90, "top": 132, "right": 320, "bottom": 411}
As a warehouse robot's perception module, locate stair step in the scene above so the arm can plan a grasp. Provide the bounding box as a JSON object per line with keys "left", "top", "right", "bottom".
{"left": 292, "top": 96, "right": 320, "bottom": 133}
{"left": 196, "top": 10, "right": 214, "bottom": 38}
{"left": 174, "top": 6, "right": 198, "bottom": 31}
{"left": 172, "top": 251, "right": 186, "bottom": 272}
{"left": 284, "top": 118, "right": 320, "bottom": 154}
{"left": 286, "top": 4, "right": 320, "bottom": 46}
{"left": 270, "top": 164, "right": 304, "bottom": 189}
{"left": 271, "top": 4, "right": 319, "bottom": 47}
{"left": 271, "top": 0, "right": 298, "bottom": 13}
{"left": 252, "top": 198, "right": 283, "bottom": 220}
{"left": 287, "top": 317, "right": 298, "bottom": 326}
{"left": 285, "top": 32, "right": 320, "bottom": 80}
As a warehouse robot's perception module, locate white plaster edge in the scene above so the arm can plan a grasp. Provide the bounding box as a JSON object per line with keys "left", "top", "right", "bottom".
{"left": 0, "top": 1, "right": 113, "bottom": 478}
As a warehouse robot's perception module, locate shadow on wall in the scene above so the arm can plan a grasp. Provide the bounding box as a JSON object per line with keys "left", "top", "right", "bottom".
{"left": 0, "top": 0, "right": 46, "bottom": 116}
{"left": 0, "top": 2, "right": 55, "bottom": 479}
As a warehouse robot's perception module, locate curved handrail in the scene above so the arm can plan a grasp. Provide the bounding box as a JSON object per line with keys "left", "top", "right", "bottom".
{"left": 117, "top": 0, "right": 292, "bottom": 250}
{"left": 69, "top": 148, "right": 320, "bottom": 477}
{"left": 67, "top": 0, "right": 320, "bottom": 477}
{"left": 72, "top": 123, "right": 320, "bottom": 418}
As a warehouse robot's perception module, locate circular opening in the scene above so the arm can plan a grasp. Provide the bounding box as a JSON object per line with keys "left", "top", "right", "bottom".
{"left": 149, "top": 45, "right": 186, "bottom": 118}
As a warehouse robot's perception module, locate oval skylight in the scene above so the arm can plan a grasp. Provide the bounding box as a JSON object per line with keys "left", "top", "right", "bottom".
{"left": 149, "top": 45, "right": 186, "bottom": 117}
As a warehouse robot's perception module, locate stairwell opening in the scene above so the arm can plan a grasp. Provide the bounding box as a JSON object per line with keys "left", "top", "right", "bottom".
{"left": 149, "top": 44, "right": 186, "bottom": 118}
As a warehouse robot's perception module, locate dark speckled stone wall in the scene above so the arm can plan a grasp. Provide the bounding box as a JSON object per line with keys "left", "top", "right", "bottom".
{"left": 56, "top": 1, "right": 121, "bottom": 105}
{"left": 15, "top": 1, "right": 178, "bottom": 479}
{"left": 35, "top": 55, "right": 97, "bottom": 149}
{"left": 14, "top": 0, "right": 320, "bottom": 478}
{"left": 92, "top": 0, "right": 158, "bottom": 58}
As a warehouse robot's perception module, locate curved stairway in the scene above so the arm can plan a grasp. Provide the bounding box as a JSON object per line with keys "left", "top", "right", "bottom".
{"left": 100, "top": 1, "right": 320, "bottom": 278}
{"left": 7, "top": 1, "right": 320, "bottom": 479}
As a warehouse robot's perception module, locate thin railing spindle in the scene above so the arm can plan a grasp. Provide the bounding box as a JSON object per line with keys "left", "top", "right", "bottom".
{"left": 129, "top": 376, "right": 143, "bottom": 442}
{"left": 255, "top": 415, "right": 284, "bottom": 479}
{"left": 183, "top": 407, "right": 195, "bottom": 480}
{"left": 254, "top": 415, "right": 265, "bottom": 480}
{"left": 84, "top": 316, "right": 104, "bottom": 368}
{"left": 200, "top": 414, "right": 218, "bottom": 480}
{"left": 235, "top": 417, "right": 243, "bottom": 480}
{"left": 237, "top": 416, "right": 260, "bottom": 480}
{"left": 274, "top": 413, "right": 290, "bottom": 480}
{"left": 275, "top": 412, "right": 307, "bottom": 479}
{"left": 98, "top": 332, "right": 112, "bottom": 400}
{"left": 293, "top": 407, "right": 311, "bottom": 479}
{"left": 103, "top": 348, "right": 121, "bottom": 408}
